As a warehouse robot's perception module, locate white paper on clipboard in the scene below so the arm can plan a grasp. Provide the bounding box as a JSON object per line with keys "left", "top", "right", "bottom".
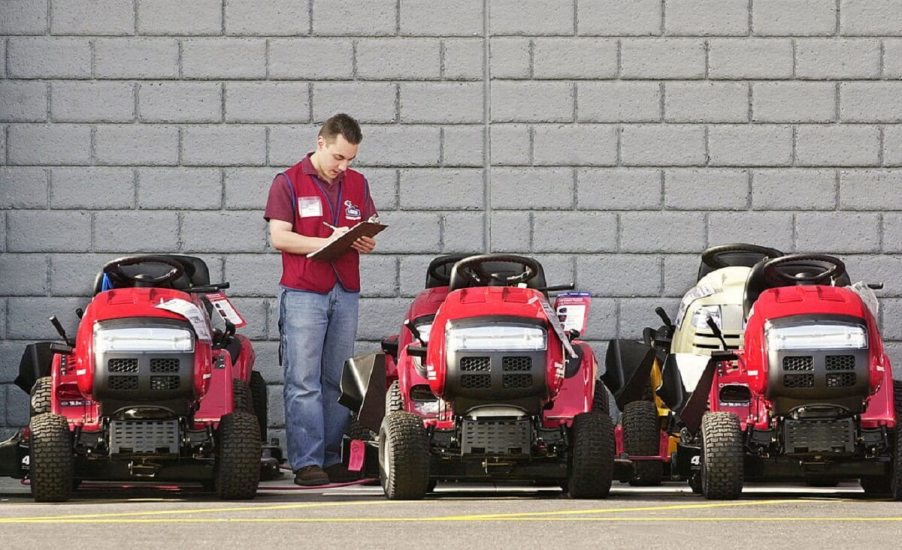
{"left": 156, "top": 298, "right": 213, "bottom": 342}
{"left": 206, "top": 292, "right": 247, "bottom": 328}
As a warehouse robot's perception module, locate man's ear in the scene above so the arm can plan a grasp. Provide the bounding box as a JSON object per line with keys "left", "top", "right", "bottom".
{"left": 316, "top": 135, "right": 325, "bottom": 150}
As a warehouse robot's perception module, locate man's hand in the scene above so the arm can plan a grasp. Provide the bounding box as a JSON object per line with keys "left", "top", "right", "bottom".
{"left": 326, "top": 225, "right": 350, "bottom": 243}
{"left": 351, "top": 236, "right": 376, "bottom": 254}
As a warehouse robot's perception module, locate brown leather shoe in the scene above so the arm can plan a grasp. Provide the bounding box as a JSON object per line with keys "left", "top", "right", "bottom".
{"left": 324, "top": 463, "right": 359, "bottom": 483}
{"left": 294, "top": 465, "right": 330, "bottom": 486}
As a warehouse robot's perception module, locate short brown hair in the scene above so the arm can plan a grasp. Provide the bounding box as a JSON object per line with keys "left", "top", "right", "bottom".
{"left": 319, "top": 113, "right": 362, "bottom": 145}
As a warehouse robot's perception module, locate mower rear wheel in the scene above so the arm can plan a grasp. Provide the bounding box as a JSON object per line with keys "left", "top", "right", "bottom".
{"left": 386, "top": 380, "right": 403, "bottom": 413}
{"left": 29, "top": 413, "right": 74, "bottom": 502}
{"left": 214, "top": 411, "right": 261, "bottom": 500}
{"left": 593, "top": 379, "right": 611, "bottom": 415}
{"left": 249, "top": 371, "right": 268, "bottom": 441}
{"left": 233, "top": 378, "right": 251, "bottom": 412}
{"left": 568, "top": 410, "right": 615, "bottom": 499}
{"left": 379, "top": 411, "right": 429, "bottom": 500}
{"left": 700, "top": 412, "right": 744, "bottom": 500}
{"left": 622, "top": 400, "right": 663, "bottom": 486}
{"left": 861, "top": 381, "right": 902, "bottom": 499}
{"left": 30, "top": 376, "right": 52, "bottom": 417}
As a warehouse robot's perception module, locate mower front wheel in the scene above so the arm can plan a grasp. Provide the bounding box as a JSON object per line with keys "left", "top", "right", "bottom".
{"left": 622, "top": 400, "right": 663, "bottom": 486}
{"left": 700, "top": 412, "right": 744, "bottom": 500}
{"left": 214, "top": 411, "right": 261, "bottom": 499}
{"left": 30, "top": 376, "right": 52, "bottom": 417}
{"left": 386, "top": 380, "right": 403, "bottom": 413}
{"left": 568, "top": 410, "right": 615, "bottom": 499}
{"left": 29, "top": 413, "right": 74, "bottom": 502}
{"left": 379, "top": 411, "right": 429, "bottom": 500}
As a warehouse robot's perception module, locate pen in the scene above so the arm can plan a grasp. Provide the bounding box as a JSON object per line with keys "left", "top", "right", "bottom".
{"left": 323, "top": 222, "right": 339, "bottom": 231}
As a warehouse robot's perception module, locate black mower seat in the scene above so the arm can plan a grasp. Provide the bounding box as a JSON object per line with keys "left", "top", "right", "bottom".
{"left": 93, "top": 255, "right": 211, "bottom": 295}
{"left": 742, "top": 254, "right": 850, "bottom": 319}
{"left": 697, "top": 243, "right": 784, "bottom": 282}
{"left": 448, "top": 254, "right": 547, "bottom": 294}
{"left": 425, "top": 254, "right": 470, "bottom": 289}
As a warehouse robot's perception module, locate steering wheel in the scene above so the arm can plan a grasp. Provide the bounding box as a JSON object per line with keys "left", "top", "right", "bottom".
{"left": 102, "top": 256, "right": 185, "bottom": 288}
{"left": 701, "top": 243, "right": 783, "bottom": 271}
{"left": 426, "top": 255, "right": 466, "bottom": 286}
{"left": 450, "top": 254, "right": 542, "bottom": 288}
{"left": 762, "top": 254, "right": 846, "bottom": 287}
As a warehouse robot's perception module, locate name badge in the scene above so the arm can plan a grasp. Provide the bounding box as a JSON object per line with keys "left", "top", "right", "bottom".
{"left": 298, "top": 197, "right": 322, "bottom": 218}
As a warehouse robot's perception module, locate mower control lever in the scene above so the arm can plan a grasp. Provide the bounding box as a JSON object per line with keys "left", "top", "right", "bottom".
{"left": 655, "top": 307, "right": 673, "bottom": 330}
{"left": 868, "top": 282, "right": 884, "bottom": 290}
{"left": 407, "top": 345, "right": 427, "bottom": 359}
{"left": 190, "top": 282, "right": 230, "bottom": 293}
{"left": 49, "top": 315, "right": 73, "bottom": 347}
{"left": 706, "top": 318, "right": 729, "bottom": 351}
{"left": 404, "top": 319, "right": 426, "bottom": 345}
{"left": 49, "top": 342, "right": 74, "bottom": 355}
{"left": 540, "top": 283, "right": 576, "bottom": 292}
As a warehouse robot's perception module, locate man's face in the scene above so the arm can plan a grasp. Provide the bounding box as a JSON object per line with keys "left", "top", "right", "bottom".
{"left": 317, "top": 134, "right": 358, "bottom": 180}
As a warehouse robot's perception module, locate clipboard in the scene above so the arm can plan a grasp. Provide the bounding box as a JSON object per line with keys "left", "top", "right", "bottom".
{"left": 306, "top": 221, "right": 387, "bottom": 261}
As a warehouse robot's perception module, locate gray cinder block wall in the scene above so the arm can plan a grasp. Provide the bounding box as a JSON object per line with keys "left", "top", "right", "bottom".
{"left": 2, "top": 0, "right": 902, "bottom": 435}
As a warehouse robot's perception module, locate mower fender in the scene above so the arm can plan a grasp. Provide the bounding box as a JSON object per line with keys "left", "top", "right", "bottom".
{"left": 677, "top": 358, "right": 719, "bottom": 435}
{"left": 603, "top": 339, "right": 656, "bottom": 410}
{"left": 14, "top": 342, "right": 54, "bottom": 395}
{"left": 339, "top": 352, "right": 387, "bottom": 433}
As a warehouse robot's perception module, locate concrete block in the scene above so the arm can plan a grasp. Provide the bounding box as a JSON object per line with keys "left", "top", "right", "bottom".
{"left": 490, "top": 212, "right": 531, "bottom": 253}
{"left": 95, "top": 38, "right": 179, "bottom": 79}
{"left": 8, "top": 37, "right": 90, "bottom": 78}
{"left": 8, "top": 124, "right": 91, "bottom": 166}
{"left": 708, "top": 212, "right": 795, "bottom": 252}
{"left": 620, "top": 125, "right": 706, "bottom": 166}
{"left": 399, "top": 255, "right": 435, "bottom": 297}
{"left": 51, "top": 82, "right": 134, "bottom": 123}
{"left": 137, "top": 0, "right": 222, "bottom": 35}
{"left": 664, "top": 169, "right": 749, "bottom": 210}
{"left": 576, "top": 255, "right": 661, "bottom": 297}
{"left": 884, "top": 214, "right": 902, "bottom": 252}
{"left": 795, "top": 125, "right": 880, "bottom": 167}
{"left": 5, "top": 298, "right": 85, "bottom": 340}
{"left": 881, "top": 299, "right": 902, "bottom": 340}
{"left": 400, "top": 0, "right": 483, "bottom": 36}
{"left": 93, "top": 211, "right": 179, "bottom": 253}
{"left": 443, "top": 39, "right": 484, "bottom": 80}
{"left": 250, "top": 341, "right": 280, "bottom": 383}
{"left": 708, "top": 125, "right": 793, "bottom": 167}
{"left": 840, "top": 82, "right": 902, "bottom": 122}
{"left": 489, "top": 38, "right": 530, "bottom": 79}
{"left": 577, "top": 0, "right": 661, "bottom": 36}
{"left": 358, "top": 299, "right": 409, "bottom": 341}
{"left": 228, "top": 298, "right": 268, "bottom": 340}
{"left": 664, "top": 0, "right": 748, "bottom": 36}
{"left": 533, "top": 212, "right": 618, "bottom": 253}
{"left": 399, "top": 168, "right": 484, "bottom": 210}
{"left": 621, "top": 39, "right": 706, "bottom": 79}
{"left": 355, "top": 126, "right": 441, "bottom": 167}
{"left": 312, "top": 0, "right": 396, "bottom": 36}
{"left": 225, "top": 168, "right": 279, "bottom": 210}
{"left": 137, "top": 168, "right": 222, "bottom": 210}
{"left": 0, "top": 0, "right": 48, "bottom": 34}
{"left": 181, "top": 212, "right": 268, "bottom": 253}
{"left": 51, "top": 167, "right": 134, "bottom": 210}
{"left": 796, "top": 39, "right": 881, "bottom": 78}
{"left": 267, "top": 125, "right": 319, "bottom": 167}
{"left": 182, "top": 126, "right": 267, "bottom": 167}
{"left": 618, "top": 298, "right": 680, "bottom": 339}
{"left": 371, "top": 212, "right": 441, "bottom": 253}
{"left": 490, "top": 125, "right": 530, "bottom": 165}
{"left": 95, "top": 124, "right": 179, "bottom": 166}
{"left": 751, "top": 169, "right": 837, "bottom": 210}
{"left": 885, "top": 39, "right": 902, "bottom": 77}
{"left": 223, "top": 254, "right": 283, "bottom": 297}
{"left": 51, "top": 0, "right": 134, "bottom": 35}
{"left": 577, "top": 168, "right": 662, "bottom": 210}
{"left": 839, "top": 170, "right": 902, "bottom": 210}
{"left": 361, "top": 168, "right": 399, "bottom": 212}
{"left": 491, "top": 81, "right": 574, "bottom": 123}
{"left": 752, "top": 82, "right": 836, "bottom": 123}
{"left": 532, "top": 124, "right": 618, "bottom": 166}
{"left": 442, "top": 125, "right": 486, "bottom": 167}
{"left": 490, "top": 167, "right": 574, "bottom": 209}
{"left": 313, "top": 82, "right": 397, "bottom": 123}
{"left": 182, "top": 38, "right": 267, "bottom": 79}
{"left": 796, "top": 212, "right": 881, "bottom": 253}
{"left": 621, "top": 212, "right": 706, "bottom": 253}
{"left": 663, "top": 254, "right": 698, "bottom": 297}
{"left": 0, "top": 255, "right": 48, "bottom": 296}
{"left": 139, "top": 82, "right": 221, "bottom": 123}
{"left": 664, "top": 82, "right": 748, "bottom": 123}
{"left": 840, "top": 0, "right": 902, "bottom": 35}
{"left": 0, "top": 81, "right": 47, "bottom": 122}
{"left": 752, "top": 0, "right": 837, "bottom": 36}
{"left": 400, "top": 82, "right": 484, "bottom": 123}
{"left": 489, "top": 0, "right": 574, "bottom": 35}
{"left": 442, "top": 211, "right": 486, "bottom": 254}
{"left": 0, "top": 167, "right": 48, "bottom": 208}
{"left": 578, "top": 82, "right": 661, "bottom": 122}
{"left": 886, "top": 126, "right": 902, "bottom": 166}
{"left": 49, "top": 254, "right": 117, "bottom": 297}
{"left": 709, "top": 39, "right": 794, "bottom": 79}
{"left": 225, "top": 0, "right": 310, "bottom": 36}
{"left": 225, "top": 82, "right": 309, "bottom": 124}
{"left": 269, "top": 39, "right": 354, "bottom": 80}
{"left": 359, "top": 255, "right": 398, "bottom": 298}
{"left": 576, "top": 297, "right": 617, "bottom": 341}
{"left": 357, "top": 39, "right": 442, "bottom": 80}
{"left": 533, "top": 38, "right": 618, "bottom": 79}
{"left": 7, "top": 211, "right": 91, "bottom": 253}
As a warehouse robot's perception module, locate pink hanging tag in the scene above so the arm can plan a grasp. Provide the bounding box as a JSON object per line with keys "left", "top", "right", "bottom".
{"left": 348, "top": 439, "right": 365, "bottom": 472}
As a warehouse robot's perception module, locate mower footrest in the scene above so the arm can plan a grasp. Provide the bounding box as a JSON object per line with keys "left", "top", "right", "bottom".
{"left": 783, "top": 417, "right": 855, "bottom": 454}
{"left": 461, "top": 418, "right": 531, "bottom": 456}
{"left": 110, "top": 420, "right": 179, "bottom": 454}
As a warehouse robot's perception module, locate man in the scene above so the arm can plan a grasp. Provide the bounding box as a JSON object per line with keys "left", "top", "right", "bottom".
{"left": 264, "top": 113, "right": 377, "bottom": 486}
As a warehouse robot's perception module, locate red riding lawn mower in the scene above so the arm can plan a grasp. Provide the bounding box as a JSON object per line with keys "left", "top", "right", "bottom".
{"left": 673, "top": 253, "right": 901, "bottom": 499}
{"left": 0, "top": 255, "right": 273, "bottom": 501}
{"left": 341, "top": 254, "right": 614, "bottom": 500}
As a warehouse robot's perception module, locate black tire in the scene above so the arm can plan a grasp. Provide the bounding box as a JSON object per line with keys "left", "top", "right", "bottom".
{"left": 568, "top": 410, "right": 615, "bottom": 499}
{"left": 29, "top": 413, "right": 74, "bottom": 502}
{"left": 214, "top": 411, "right": 261, "bottom": 500}
{"left": 622, "top": 400, "right": 663, "bottom": 486}
{"left": 379, "top": 411, "right": 429, "bottom": 500}
{"left": 700, "top": 412, "right": 744, "bottom": 500}
{"left": 233, "top": 378, "right": 251, "bottom": 413}
{"left": 593, "top": 379, "right": 611, "bottom": 415}
{"left": 249, "top": 371, "right": 268, "bottom": 442}
{"left": 386, "top": 380, "right": 403, "bottom": 413}
{"left": 30, "top": 376, "right": 52, "bottom": 417}
{"left": 347, "top": 419, "right": 376, "bottom": 441}
{"left": 861, "top": 380, "right": 902, "bottom": 499}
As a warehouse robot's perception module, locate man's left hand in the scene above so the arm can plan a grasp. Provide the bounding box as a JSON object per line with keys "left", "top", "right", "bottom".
{"left": 351, "top": 236, "right": 376, "bottom": 254}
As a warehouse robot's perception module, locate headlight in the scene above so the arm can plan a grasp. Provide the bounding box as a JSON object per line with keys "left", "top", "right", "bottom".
{"left": 414, "top": 321, "right": 433, "bottom": 344}
{"left": 94, "top": 326, "right": 195, "bottom": 353}
{"left": 676, "top": 284, "right": 715, "bottom": 329}
{"left": 446, "top": 325, "right": 547, "bottom": 351}
{"left": 766, "top": 323, "right": 868, "bottom": 351}
{"left": 691, "top": 305, "right": 722, "bottom": 330}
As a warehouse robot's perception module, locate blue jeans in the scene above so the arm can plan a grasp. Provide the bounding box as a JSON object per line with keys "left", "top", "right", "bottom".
{"left": 280, "top": 284, "right": 358, "bottom": 470}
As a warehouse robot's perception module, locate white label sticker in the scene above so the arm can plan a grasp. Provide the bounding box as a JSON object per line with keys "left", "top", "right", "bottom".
{"left": 298, "top": 196, "right": 323, "bottom": 218}
{"left": 206, "top": 292, "right": 247, "bottom": 328}
{"left": 539, "top": 297, "right": 578, "bottom": 358}
{"left": 156, "top": 298, "right": 212, "bottom": 342}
